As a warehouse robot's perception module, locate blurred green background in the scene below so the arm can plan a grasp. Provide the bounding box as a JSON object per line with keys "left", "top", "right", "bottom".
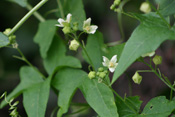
{"left": 0, "top": 0, "right": 175, "bottom": 116}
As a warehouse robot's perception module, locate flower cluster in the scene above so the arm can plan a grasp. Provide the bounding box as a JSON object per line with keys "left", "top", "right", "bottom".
{"left": 56, "top": 13, "right": 98, "bottom": 34}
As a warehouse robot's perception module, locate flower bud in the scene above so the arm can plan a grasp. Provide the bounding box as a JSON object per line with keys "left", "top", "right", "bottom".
{"left": 3, "top": 28, "right": 11, "bottom": 35}
{"left": 99, "top": 72, "right": 106, "bottom": 79}
{"left": 62, "top": 26, "right": 71, "bottom": 34}
{"left": 98, "top": 67, "right": 104, "bottom": 72}
{"left": 132, "top": 72, "right": 142, "bottom": 84}
{"left": 114, "top": 8, "right": 121, "bottom": 13}
{"left": 88, "top": 71, "right": 96, "bottom": 79}
{"left": 153, "top": 55, "right": 162, "bottom": 65}
{"left": 110, "top": 4, "right": 115, "bottom": 10}
{"left": 140, "top": 2, "right": 151, "bottom": 13}
{"left": 114, "top": 0, "right": 120, "bottom": 5}
{"left": 73, "top": 22, "right": 79, "bottom": 31}
{"left": 3, "top": 28, "right": 16, "bottom": 44}
{"left": 69, "top": 40, "right": 79, "bottom": 51}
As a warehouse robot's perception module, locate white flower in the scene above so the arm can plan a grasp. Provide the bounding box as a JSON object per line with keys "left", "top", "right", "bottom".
{"left": 141, "top": 51, "right": 155, "bottom": 57}
{"left": 56, "top": 13, "right": 72, "bottom": 27}
{"left": 83, "top": 18, "right": 98, "bottom": 34}
{"left": 102, "top": 55, "right": 118, "bottom": 73}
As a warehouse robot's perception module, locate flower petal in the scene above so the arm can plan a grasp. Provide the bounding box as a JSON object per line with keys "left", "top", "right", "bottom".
{"left": 66, "top": 13, "right": 72, "bottom": 23}
{"left": 83, "top": 18, "right": 91, "bottom": 28}
{"left": 102, "top": 56, "right": 109, "bottom": 67}
{"left": 109, "top": 67, "right": 115, "bottom": 72}
{"left": 57, "top": 18, "right": 65, "bottom": 27}
{"left": 89, "top": 25, "right": 98, "bottom": 34}
{"left": 110, "top": 55, "right": 117, "bottom": 63}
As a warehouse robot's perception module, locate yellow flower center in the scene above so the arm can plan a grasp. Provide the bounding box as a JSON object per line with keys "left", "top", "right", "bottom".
{"left": 109, "top": 62, "right": 114, "bottom": 67}
{"left": 86, "top": 26, "right": 90, "bottom": 31}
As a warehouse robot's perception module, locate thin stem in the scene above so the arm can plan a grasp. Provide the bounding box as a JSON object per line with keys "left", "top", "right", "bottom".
{"left": 64, "top": 107, "right": 89, "bottom": 117}
{"left": 137, "top": 70, "right": 153, "bottom": 73}
{"left": 7, "top": 0, "right": 48, "bottom": 36}
{"left": 79, "top": 43, "right": 95, "bottom": 71}
{"left": 26, "top": 3, "right": 45, "bottom": 22}
{"left": 146, "top": 0, "right": 171, "bottom": 28}
{"left": 16, "top": 48, "right": 46, "bottom": 79}
{"left": 57, "top": 0, "right": 65, "bottom": 18}
{"left": 142, "top": 60, "right": 175, "bottom": 91}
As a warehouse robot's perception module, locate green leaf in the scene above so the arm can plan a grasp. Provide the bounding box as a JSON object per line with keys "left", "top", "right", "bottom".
{"left": 155, "top": 0, "right": 175, "bottom": 16}
{"left": 104, "top": 43, "right": 125, "bottom": 61}
{"left": 116, "top": 95, "right": 142, "bottom": 117}
{"left": 7, "top": 0, "right": 27, "bottom": 7}
{"left": 43, "top": 36, "right": 81, "bottom": 74}
{"left": 83, "top": 31, "right": 125, "bottom": 71}
{"left": 80, "top": 78, "right": 119, "bottom": 117}
{"left": 34, "top": 20, "right": 57, "bottom": 59}
{"left": 0, "top": 66, "right": 43, "bottom": 108}
{"left": 51, "top": 68, "right": 87, "bottom": 117}
{"left": 23, "top": 77, "right": 51, "bottom": 117}
{"left": 63, "top": 0, "right": 86, "bottom": 30}
{"left": 82, "top": 31, "right": 104, "bottom": 70}
{"left": 140, "top": 96, "right": 175, "bottom": 117}
{"left": 0, "top": 32, "right": 9, "bottom": 48}
{"left": 112, "top": 13, "right": 175, "bottom": 84}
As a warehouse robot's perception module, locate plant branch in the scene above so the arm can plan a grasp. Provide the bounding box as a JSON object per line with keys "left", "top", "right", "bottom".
{"left": 7, "top": 0, "right": 48, "bottom": 36}
{"left": 57, "top": 0, "right": 65, "bottom": 18}
{"left": 26, "top": 3, "right": 46, "bottom": 22}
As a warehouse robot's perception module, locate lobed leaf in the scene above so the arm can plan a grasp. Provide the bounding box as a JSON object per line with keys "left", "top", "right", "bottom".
{"left": 80, "top": 78, "right": 119, "bottom": 117}
{"left": 140, "top": 96, "right": 175, "bottom": 117}
{"left": 116, "top": 95, "right": 142, "bottom": 117}
{"left": 51, "top": 68, "right": 87, "bottom": 117}
{"left": 23, "top": 77, "right": 51, "bottom": 117}
{"left": 34, "top": 20, "right": 57, "bottom": 59}
{"left": 43, "top": 36, "right": 81, "bottom": 74}
{"left": 112, "top": 13, "right": 175, "bottom": 84}
{"left": 0, "top": 66, "right": 43, "bottom": 108}
{"left": 0, "top": 32, "right": 10, "bottom": 48}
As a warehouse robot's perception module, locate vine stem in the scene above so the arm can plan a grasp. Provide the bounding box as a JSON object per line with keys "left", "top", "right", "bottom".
{"left": 15, "top": 48, "right": 46, "bottom": 80}
{"left": 142, "top": 60, "right": 175, "bottom": 91}
{"left": 26, "top": 3, "right": 46, "bottom": 22}
{"left": 146, "top": 0, "right": 171, "bottom": 28}
{"left": 7, "top": 0, "right": 48, "bottom": 36}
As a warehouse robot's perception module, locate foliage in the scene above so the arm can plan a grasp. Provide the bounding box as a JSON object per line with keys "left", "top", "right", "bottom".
{"left": 1, "top": 0, "right": 175, "bottom": 116}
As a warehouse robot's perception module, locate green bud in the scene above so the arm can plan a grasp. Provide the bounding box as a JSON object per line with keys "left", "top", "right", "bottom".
{"left": 62, "top": 26, "right": 71, "bottom": 34}
{"left": 104, "top": 70, "right": 108, "bottom": 74}
{"left": 110, "top": 4, "right": 115, "bottom": 10}
{"left": 73, "top": 22, "right": 79, "bottom": 31}
{"left": 153, "top": 55, "right": 162, "bottom": 65}
{"left": 98, "top": 78, "right": 103, "bottom": 83}
{"left": 88, "top": 71, "right": 96, "bottom": 79}
{"left": 3, "top": 28, "right": 11, "bottom": 35}
{"left": 132, "top": 72, "right": 142, "bottom": 84}
{"left": 69, "top": 39, "right": 80, "bottom": 51}
{"left": 98, "top": 67, "right": 104, "bottom": 72}
{"left": 96, "top": 72, "right": 100, "bottom": 76}
{"left": 114, "top": 0, "right": 120, "bottom": 5}
{"left": 99, "top": 72, "right": 106, "bottom": 79}
{"left": 140, "top": 2, "right": 151, "bottom": 13}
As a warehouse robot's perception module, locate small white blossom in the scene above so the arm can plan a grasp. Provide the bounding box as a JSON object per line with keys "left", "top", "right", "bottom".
{"left": 141, "top": 51, "right": 155, "bottom": 57}
{"left": 56, "top": 13, "right": 72, "bottom": 27}
{"left": 102, "top": 55, "right": 118, "bottom": 73}
{"left": 83, "top": 18, "right": 98, "bottom": 34}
